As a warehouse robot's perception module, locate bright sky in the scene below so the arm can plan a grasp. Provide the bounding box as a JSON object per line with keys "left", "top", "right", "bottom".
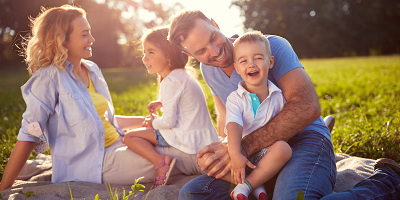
{"left": 151, "top": 0, "right": 245, "bottom": 36}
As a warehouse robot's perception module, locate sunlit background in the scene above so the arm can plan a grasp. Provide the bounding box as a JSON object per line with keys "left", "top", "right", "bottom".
{"left": 0, "top": 0, "right": 399, "bottom": 68}
{"left": 0, "top": 1, "right": 400, "bottom": 179}
{"left": 138, "top": 0, "right": 245, "bottom": 37}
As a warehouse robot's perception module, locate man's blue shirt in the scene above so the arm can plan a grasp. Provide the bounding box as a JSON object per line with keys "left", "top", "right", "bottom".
{"left": 200, "top": 35, "right": 331, "bottom": 141}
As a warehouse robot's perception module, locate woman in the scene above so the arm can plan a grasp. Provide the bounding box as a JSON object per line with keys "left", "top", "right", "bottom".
{"left": 0, "top": 5, "right": 209, "bottom": 191}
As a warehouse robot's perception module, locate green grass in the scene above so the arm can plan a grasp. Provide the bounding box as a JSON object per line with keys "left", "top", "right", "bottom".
{"left": 0, "top": 55, "right": 399, "bottom": 181}
{"left": 305, "top": 56, "right": 400, "bottom": 160}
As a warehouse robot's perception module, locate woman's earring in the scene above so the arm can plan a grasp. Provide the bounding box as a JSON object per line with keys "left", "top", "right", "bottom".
{"left": 168, "top": 60, "right": 171, "bottom": 66}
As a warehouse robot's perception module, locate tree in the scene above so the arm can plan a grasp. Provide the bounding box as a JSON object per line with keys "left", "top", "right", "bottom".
{"left": 0, "top": 0, "right": 176, "bottom": 68}
{"left": 231, "top": 0, "right": 400, "bottom": 58}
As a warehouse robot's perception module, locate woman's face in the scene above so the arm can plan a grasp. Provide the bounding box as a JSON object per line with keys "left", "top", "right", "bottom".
{"left": 142, "top": 40, "right": 171, "bottom": 78}
{"left": 63, "top": 16, "right": 95, "bottom": 64}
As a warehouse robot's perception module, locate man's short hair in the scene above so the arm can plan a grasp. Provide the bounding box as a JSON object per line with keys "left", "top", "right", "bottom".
{"left": 233, "top": 31, "right": 271, "bottom": 57}
{"left": 168, "top": 9, "right": 212, "bottom": 49}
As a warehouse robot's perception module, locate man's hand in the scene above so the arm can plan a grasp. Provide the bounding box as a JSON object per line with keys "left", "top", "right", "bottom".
{"left": 231, "top": 153, "right": 255, "bottom": 184}
{"left": 197, "top": 141, "right": 232, "bottom": 178}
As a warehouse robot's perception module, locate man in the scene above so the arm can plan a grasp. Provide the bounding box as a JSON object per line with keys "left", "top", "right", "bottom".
{"left": 168, "top": 9, "right": 400, "bottom": 200}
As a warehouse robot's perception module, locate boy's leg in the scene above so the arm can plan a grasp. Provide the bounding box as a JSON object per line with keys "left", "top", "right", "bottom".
{"left": 246, "top": 141, "right": 292, "bottom": 189}
{"left": 233, "top": 141, "right": 290, "bottom": 200}
{"left": 272, "top": 130, "right": 336, "bottom": 200}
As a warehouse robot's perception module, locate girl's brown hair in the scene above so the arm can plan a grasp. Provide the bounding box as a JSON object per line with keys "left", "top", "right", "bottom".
{"left": 21, "top": 5, "right": 86, "bottom": 74}
{"left": 141, "top": 25, "right": 189, "bottom": 70}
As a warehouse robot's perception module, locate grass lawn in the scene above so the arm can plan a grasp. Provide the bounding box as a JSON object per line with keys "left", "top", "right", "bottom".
{"left": 0, "top": 55, "right": 399, "bottom": 180}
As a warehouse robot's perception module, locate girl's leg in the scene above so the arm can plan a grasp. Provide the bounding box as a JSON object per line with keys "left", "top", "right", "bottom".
{"left": 124, "top": 127, "right": 172, "bottom": 177}
{"left": 115, "top": 115, "right": 145, "bottom": 130}
{"left": 247, "top": 140, "right": 292, "bottom": 189}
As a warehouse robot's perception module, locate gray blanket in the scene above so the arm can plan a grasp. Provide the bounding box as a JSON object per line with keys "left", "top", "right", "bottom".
{"left": 0, "top": 153, "right": 375, "bottom": 199}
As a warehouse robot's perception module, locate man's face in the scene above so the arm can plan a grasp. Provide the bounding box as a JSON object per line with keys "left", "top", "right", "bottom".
{"left": 180, "top": 18, "right": 234, "bottom": 68}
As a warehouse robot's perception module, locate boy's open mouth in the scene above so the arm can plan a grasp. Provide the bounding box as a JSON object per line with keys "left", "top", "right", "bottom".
{"left": 247, "top": 71, "right": 259, "bottom": 77}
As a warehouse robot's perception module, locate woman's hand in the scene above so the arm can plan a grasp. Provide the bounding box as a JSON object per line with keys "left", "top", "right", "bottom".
{"left": 147, "top": 100, "right": 163, "bottom": 114}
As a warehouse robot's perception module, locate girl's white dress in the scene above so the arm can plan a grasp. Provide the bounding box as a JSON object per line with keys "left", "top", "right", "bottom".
{"left": 152, "top": 68, "right": 218, "bottom": 154}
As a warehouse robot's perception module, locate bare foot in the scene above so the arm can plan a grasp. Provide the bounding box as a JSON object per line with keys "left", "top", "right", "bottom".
{"left": 156, "top": 155, "right": 172, "bottom": 177}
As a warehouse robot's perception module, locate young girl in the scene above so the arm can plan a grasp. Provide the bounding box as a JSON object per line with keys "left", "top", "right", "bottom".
{"left": 123, "top": 26, "right": 218, "bottom": 187}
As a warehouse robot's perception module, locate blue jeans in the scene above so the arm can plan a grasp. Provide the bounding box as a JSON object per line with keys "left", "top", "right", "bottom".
{"left": 154, "top": 129, "right": 171, "bottom": 147}
{"left": 179, "top": 130, "right": 337, "bottom": 200}
{"left": 321, "top": 167, "right": 400, "bottom": 200}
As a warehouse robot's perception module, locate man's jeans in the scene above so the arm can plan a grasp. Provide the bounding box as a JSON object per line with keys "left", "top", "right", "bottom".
{"left": 179, "top": 130, "right": 337, "bottom": 200}
{"left": 321, "top": 166, "right": 400, "bottom": 200}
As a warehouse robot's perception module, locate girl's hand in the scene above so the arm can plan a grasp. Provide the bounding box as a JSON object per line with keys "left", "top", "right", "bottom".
{"left": 141, "top": 113, "right": 158, "bottom": 127}
{"left": 147, "top": 101, "right": 162, "bottom": 114}
{"left": 231, "top": 154, "right": 255, "bottom": 184}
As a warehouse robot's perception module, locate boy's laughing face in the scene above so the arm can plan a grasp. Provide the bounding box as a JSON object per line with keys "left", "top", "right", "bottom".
{"left": 233, "top": 41, "right": 274, "bottom": 91}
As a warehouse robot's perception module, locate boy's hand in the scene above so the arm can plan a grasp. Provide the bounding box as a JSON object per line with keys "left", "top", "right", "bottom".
{"left": 231, "top": 154, "right": 255, "bottom": 184}
{"left": 147, "top": 101, "right": 162, "bottom": 114}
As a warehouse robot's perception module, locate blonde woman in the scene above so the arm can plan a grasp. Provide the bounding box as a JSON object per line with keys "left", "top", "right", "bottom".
{"left": 0, "top": 5, "right": 207, "bottom": 191}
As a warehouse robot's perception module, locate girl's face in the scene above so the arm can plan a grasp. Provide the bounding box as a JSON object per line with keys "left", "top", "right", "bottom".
{"left": 63, "top": 16, "right": 95, "bottom": 65}
{"left": 142, "top": 40, "right": 171, "bottom": 78}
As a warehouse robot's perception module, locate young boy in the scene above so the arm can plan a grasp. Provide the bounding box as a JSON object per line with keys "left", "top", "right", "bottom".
{"left": 226, "top": 31, "right": 292, "bottom": 200}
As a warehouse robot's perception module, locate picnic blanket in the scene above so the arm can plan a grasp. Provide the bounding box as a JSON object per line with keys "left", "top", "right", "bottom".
{"left": 0, "top": 153, "right": 375, "bottom": 200}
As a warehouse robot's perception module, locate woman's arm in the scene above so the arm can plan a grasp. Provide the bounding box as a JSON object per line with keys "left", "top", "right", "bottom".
{"left": 0, "top": 141, "right": 36, "bottom": 191}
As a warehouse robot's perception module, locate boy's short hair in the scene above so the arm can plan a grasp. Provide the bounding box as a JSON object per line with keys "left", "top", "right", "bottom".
{"left": 233, "top": 31, "right": 271, "bottom": 57}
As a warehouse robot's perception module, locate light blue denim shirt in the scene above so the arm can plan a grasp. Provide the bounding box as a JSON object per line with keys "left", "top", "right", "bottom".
{"left": 17, "top": 59, "right": 124, "bottom": 184}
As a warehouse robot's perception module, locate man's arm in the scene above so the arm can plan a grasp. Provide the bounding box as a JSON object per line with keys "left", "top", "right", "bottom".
{"left": 242, "top": 68, "right": 321, "bottom": 155}
{"left": 214, "top": 96, "right": 227, "bottom": 137}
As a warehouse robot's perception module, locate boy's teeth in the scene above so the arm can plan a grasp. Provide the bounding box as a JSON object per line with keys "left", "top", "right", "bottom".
{"left": 248, "top": 71, "right": 259, "bottom": 76}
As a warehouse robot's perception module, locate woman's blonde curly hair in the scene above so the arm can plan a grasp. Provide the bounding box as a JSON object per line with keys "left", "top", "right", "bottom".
{"left": 21, "top": 5, "right": 86, "bottom": 74}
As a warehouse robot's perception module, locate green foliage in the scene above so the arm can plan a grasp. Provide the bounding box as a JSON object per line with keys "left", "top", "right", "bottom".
{"left": 68, "top": 182, "right": 74, "bottom": 200}
{"left": 296, "top": 190, "right": 304, "bottom": 200}
{"left": 103, "top": 177, "right": 146, "bottom": 200}
{"left": 68, "top": 177, "right": 145, "bottom": 200}
{"left": 305, "top": 56, "right": 400, "bottom": 161}
{"left": 232, "top": 0, "right": 400, "bottom": 58}
{"left": 0, "top": 0, "right": 181, "bottom": 66}
{"left": 1, "top": 56, "right": 399, "bottom": 182}
{"left": 18, "top": 190, "right": 34, "bottom": 199}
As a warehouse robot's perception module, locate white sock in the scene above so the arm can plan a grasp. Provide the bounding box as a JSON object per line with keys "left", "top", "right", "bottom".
{"left": 231, "top": 180, "right": 252, "bottom": 200}
{"left": 252, "top": 185, "right": 267, "bottom": 200}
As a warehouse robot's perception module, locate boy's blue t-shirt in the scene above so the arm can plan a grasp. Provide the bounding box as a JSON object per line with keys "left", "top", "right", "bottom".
{"left": 200, "top": 35, "right": 331, "bottom": 141}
